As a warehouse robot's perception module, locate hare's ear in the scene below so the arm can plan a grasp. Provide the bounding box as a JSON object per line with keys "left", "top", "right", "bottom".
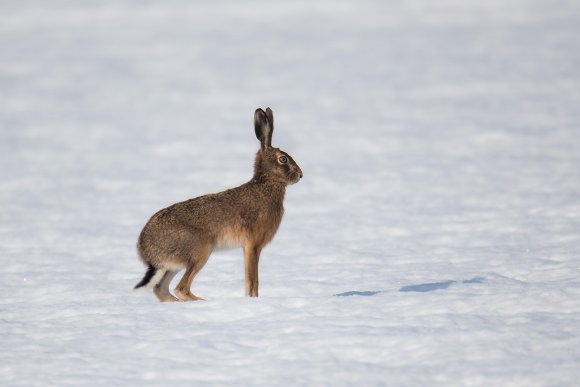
{"left": 254, "top": 107, "right": 273, "bottom": 148}
{"left": 265, "top": 107, "right": 274, "bottom": 130}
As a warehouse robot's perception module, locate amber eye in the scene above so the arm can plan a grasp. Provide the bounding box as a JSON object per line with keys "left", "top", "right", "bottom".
{"left": 278, "top": 155, "right": 288, "bottom": 164}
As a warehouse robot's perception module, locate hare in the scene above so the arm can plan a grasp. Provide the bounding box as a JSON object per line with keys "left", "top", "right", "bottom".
{"left": 134, "top": 108, "right": 302, "bottom": 302}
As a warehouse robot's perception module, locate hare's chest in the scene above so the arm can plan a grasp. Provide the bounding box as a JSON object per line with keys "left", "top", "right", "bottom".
{"left": 214, "top": 225, "right": 246, "bottom": 251}
{"left": 255, "top": 205, "right": 285, "bottom": 244}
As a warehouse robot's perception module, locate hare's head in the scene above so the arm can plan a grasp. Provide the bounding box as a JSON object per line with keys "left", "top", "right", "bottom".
{"left": 253, "top": 108, "right": 302, "bottom": 185}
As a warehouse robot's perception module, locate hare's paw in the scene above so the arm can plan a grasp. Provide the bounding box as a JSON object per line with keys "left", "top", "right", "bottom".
{"left": 159, "top": 294, "right": 179, "bottom": 302}
{"left": 153, "top": 286, "right": 179, "bottom": 302}
{"left": 174, "top": 288, "right": 205, "bottom": 302}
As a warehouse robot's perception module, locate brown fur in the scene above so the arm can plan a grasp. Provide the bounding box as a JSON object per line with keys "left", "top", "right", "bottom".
{"left": 135, "top": 108, "right": 302, "bottom": 302}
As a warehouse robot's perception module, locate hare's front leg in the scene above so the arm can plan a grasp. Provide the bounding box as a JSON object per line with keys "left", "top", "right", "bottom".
{"left": 174, "top": 247, "right": 211, "bottom": 301}
{"left": 244, "top": 245, "right": 262, "bottom": 297}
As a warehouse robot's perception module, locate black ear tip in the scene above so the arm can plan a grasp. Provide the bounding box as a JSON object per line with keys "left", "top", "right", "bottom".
{"left": 265, "top": 107, "right": 274, "bottom": 126}
{"left": 254, "top": 108, "right": 266, "bottom": 124}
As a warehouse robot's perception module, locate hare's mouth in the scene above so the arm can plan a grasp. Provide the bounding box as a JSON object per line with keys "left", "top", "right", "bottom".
{"left": 289, "top": 172, "right": 302, "bottom": 185}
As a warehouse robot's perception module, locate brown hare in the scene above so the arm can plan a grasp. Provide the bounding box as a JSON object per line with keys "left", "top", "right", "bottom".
{"left": 134, "top": 108, "right": 302, "bottom": 302}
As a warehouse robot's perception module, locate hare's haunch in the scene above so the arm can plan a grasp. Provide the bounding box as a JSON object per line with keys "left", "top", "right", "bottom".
{"left": 134, "top": 108, "right": 302, "bottom": 302}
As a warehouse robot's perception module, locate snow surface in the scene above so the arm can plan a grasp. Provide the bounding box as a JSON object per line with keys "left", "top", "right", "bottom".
{"left": 2, "top": 0, "right": 580, "bottom": 385}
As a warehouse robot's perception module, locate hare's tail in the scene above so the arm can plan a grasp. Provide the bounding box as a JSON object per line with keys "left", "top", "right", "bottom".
{"left": 134, "top": 264, "right": 162, "bottom": 290}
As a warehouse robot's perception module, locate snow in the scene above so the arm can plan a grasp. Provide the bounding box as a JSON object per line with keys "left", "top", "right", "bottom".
{"left": 1, "top": 0, "right": 580, "bottom": 385}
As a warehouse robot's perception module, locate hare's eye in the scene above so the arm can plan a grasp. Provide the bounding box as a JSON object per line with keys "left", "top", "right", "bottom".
{"left": 278, "top": 156, "right": 288, "bottom": 164}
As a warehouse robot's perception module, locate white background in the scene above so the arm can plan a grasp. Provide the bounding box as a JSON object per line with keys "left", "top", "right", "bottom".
{"left": 1, "top": 1, "right": 580, "bottom": 385}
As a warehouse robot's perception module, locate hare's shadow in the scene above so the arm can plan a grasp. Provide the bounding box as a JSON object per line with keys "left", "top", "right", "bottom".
{"left": 334, "top": 290, "right": 382, "bottom": 297}
{"left": 334, "top": 277, "right": 485, "bottom": 297}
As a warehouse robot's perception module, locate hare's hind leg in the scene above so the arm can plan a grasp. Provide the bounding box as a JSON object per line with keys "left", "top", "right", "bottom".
{"left": 154, "top": 270, "right": 179, "bottom": 302}
{"left": 174, "top": 247, "right": 211, "bottom": 302}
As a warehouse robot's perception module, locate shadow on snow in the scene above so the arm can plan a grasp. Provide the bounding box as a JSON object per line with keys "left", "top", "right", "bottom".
{"left": 334, "top": 276, "right": 485, "bottom": 297}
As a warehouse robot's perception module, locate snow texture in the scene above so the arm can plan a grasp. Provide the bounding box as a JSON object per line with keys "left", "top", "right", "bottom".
{"left": 1, "top": 0, "right": 580, "bottom": 385}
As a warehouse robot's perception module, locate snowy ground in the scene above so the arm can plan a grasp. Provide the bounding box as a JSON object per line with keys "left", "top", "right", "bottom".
{"left": 2, "top": 0, "right": 580, "bottom": 385}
